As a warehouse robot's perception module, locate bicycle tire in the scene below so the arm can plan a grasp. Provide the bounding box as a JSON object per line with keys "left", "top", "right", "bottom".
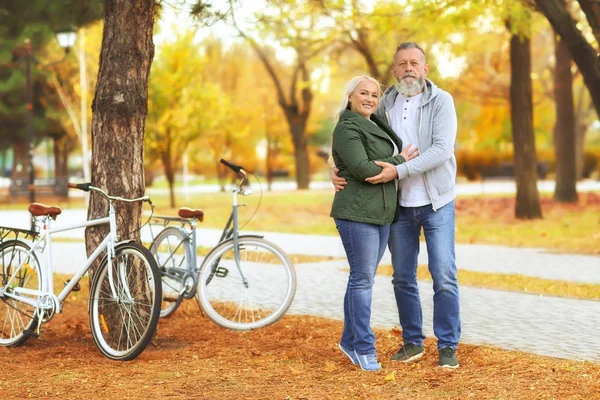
{"left": 196, "top": 237, "right": 296, "bottom": 330}
{"left": 149, "top": 227, "right": 192, "bottom": 318}
{"left": 88, "top": 242, "right": 161, "bottom": 361}
{"left": 0, "top": 240, "right": 42, "bottom": 347}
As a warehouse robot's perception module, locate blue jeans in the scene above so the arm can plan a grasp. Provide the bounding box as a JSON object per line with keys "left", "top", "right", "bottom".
{"left": 335, "top": 218, "right": 390, "bottom": 355}
{"left": 388, "top": 201, "right": 461, "bottom": 350}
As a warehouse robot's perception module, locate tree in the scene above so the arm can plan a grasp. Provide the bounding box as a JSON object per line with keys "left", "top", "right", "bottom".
{"left": 227, "top": 0, "right": 328, "bottom": 189}
{"left": 552, "top": 0, "right": 578, "bottom": 202}
{"left": 85, "top": 0, "right": 154, "bottom": 265}
{"left": 507, "top": 9, "right": 543, "bottom": 219}
{"left": 48, "top": 21, "right": 103, "bottom": 195}
{"left": 573, "top": 81, "right": 595, "bottom": 179}
{"left": 532, "top": 0, "right": 600, "bottom": 120}
{"left": 146, "top": 30, "right": 208, "bottom": 207}
{"left": 577, "top": 0, "right": 600, "bottom": 45}
{"left": 419, "top": 0, "right": 544, "bottom": 217}
{"left": 319, "top": 0, "right": 430, "bottom": 86}
{"left": 0, "top": 1, "right": 102, "bottom": 196}
{"left": 188, "top": 38, "right": 269, "bottom": 191}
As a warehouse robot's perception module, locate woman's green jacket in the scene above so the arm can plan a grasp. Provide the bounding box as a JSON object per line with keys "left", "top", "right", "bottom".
{"left": 330, "top": 109, "right": 407, "bottom": 225}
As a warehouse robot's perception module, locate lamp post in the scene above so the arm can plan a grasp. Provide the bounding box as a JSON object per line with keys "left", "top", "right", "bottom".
{"left": 24, "top": 39, "right": 34, "bottom": 204}
{"left": 20, "top": 29, "right": 76, "bottom": 204}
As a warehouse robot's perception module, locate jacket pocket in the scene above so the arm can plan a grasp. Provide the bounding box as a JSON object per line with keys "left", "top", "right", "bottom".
{"left": 428, "top": 161, "right": 454, "bottom": 196}
{"left": 352, "top": 184, "right": 368, "bottom": 214}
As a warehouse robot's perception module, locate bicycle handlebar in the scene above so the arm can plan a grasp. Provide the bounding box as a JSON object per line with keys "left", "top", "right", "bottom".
{"left": 67, "top": 183, "right": 153, "bottom": 205}
{"left": 220, "top": 159, "right": 245, "bottom": 174}
{"left": 67, "top": 182, "right": 92, "bottom": 192}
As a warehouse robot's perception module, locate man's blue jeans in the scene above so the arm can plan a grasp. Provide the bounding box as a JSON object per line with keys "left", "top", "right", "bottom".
{"left": 388, "top": 201, "right": 461, "bottom": 350}
{"left": 335, "top": 218, "right": 389, "bottom": 355}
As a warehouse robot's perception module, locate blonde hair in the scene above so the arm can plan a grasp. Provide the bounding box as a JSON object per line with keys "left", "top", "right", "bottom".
{"left": 335, "top": 75, "right": 382, "bottom": 121}
{"left": 329, "top": 75, "right": 382, "bottom": 166}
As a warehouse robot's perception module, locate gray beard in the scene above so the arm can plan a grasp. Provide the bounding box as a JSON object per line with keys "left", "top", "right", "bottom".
{"left": 395, "top": 77, "right": 424, "bottom": 97}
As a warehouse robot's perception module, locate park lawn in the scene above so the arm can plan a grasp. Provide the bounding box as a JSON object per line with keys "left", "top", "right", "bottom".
{"left": 1, "top": 190, "right": 598, "bottom": 254}
{"left": 147, "top": 190, "right": 600, "bottom": 254}
{"left": 1, "top": 286, "right": 598, "bottom": 400}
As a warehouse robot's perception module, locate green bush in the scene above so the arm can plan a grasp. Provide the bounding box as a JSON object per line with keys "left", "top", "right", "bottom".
{"left": 456, "top": 149, "right": 555, "bottom": 181}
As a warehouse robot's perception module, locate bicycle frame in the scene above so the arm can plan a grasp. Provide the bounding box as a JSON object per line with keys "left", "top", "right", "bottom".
{"left": 149, "top": 173, "right": 255, "bottom": 288}
{"left": 150, "top": 216, "right": 199, "bottom": 270}
{"left": 2, "top": 201, "right": 124, "bottom": 317}
{"left": 217, "top": 174, "right": 255, "bottom": 285}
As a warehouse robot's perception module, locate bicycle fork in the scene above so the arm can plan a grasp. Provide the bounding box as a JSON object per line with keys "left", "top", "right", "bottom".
{"left": 106, "top": 204, "right": 134, "bottom": 304}
{"left": 231, "top": 190, "right": 249, "bottom": 288}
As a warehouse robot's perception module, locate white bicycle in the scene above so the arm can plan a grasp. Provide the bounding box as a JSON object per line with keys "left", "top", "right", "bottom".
{"left": 0, "top": 183, "right": 162, "bottom": 360}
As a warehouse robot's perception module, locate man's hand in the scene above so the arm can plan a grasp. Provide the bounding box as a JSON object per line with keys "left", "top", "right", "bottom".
{"left": 365, "top": 161, "right": 398, "bottom": 184}
{"left": 332, "top": 167, "right": 347, "bottom": 192}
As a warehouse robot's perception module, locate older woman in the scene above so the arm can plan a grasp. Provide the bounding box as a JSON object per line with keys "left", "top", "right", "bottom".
{"left": 330, "top": 75, "right": 418, "bottom": 371}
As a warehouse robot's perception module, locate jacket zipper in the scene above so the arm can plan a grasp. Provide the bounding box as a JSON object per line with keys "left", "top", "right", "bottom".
{"left": 417, "top": 103, "right": 436, "bottom": 211}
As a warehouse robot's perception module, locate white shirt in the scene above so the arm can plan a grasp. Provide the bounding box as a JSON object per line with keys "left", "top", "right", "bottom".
{"left": 390, "top": 92, "right": 431, "bottom": 207}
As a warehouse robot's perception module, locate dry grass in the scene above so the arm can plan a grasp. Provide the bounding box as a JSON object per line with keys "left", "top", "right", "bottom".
{"left": 377, "top": 265, "right": 600, "bottom": 301}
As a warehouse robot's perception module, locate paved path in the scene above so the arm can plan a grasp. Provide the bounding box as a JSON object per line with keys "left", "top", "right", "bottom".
{"left": 2, "top": 209, "right": 599, "bottom": 284}
{"left": 291, "top": 261, "right": 600, "bottom": 363}
{"left": 1, "top": 209, "right": 599, "bottom": 363}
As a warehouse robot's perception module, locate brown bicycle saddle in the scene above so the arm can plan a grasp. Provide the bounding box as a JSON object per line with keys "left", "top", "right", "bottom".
{"left": 178, "top": 207, "right": 204, "bottom": 221}
{"left": 28, "top": 203, "right": 62, "bottom": 220}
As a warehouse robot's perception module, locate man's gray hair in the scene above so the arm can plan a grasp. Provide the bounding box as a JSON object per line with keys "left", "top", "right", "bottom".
{"left": 393, "top": 42, "right": 426, "bottom": 63}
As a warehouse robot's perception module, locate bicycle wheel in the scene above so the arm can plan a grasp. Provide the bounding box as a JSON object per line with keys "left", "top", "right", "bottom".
{"left": 89, "top": 242, "right": 161, "bottom": 361}
{"left": 196, "top": 237, "right": 296, "bottom": 330}
{"left": 0, "top": 240, "right": 42, "bottom": 347}
{"left": 149, "top": 227, "right": 192, "bottom": 318}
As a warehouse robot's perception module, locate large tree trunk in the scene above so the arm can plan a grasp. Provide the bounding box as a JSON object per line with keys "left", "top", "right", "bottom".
{"left": 509, "top": 33, "right": 543, "bottom": 219}
{"left": 86, "top": 0, "right": 155, "bottom": 268}
{"left": 534, "top": 0, "right": 600, "bottom": 120}
{"left": 552, "top": 18, "right": 578, "bottom": 202}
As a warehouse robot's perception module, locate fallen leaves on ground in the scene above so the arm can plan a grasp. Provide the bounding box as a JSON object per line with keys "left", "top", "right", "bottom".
{"left": 1, "top": 294, "right": 599, "bottom": 400}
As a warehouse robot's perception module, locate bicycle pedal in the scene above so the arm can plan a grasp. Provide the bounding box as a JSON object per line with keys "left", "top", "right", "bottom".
{"left": 65, "top": 280, "right": 81, "bottom": 292}
{"left": 215, "top": 267, "right": 228, "bottom": 278}
{"left": 23, "top": 319, "right": 40, "bottom": 338}
{"left": 23, "top": 328, "right": 39, "bottom": 338}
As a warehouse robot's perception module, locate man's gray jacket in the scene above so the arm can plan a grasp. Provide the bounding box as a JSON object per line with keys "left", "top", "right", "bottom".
{"left": 374, "top": 79, "right": 457, "bottom": 211}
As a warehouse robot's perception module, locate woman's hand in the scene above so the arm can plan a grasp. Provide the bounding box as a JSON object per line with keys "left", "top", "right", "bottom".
{"left": 401, "top": 144, "right": 419, "bottom": 161}
{"left": 331, "top": 167, "right": 347, "bottom": 192}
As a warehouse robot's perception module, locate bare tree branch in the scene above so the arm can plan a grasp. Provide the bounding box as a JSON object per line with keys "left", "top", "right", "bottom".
{"left": 577, "top": 0, "right": 600, "bottom": 47}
